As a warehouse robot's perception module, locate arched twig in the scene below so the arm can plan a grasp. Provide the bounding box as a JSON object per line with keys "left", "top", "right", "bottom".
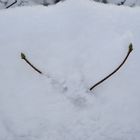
{"left": 21, "top": 52, "right": 43, "bottom": 74}
{"left": 90, "top": 43, "right": 133, "bottom": 91}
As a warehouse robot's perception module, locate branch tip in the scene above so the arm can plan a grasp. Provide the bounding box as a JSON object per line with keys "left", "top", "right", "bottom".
{"left": 21, "top": 52, "right": 26, "bottom": 59}
{"left": 129, "top": 43, "right": 133, "bottom": 53}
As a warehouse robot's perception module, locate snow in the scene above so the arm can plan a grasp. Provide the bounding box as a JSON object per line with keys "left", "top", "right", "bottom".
{"left": 107, "top": 0, "right": 140, "bottom": 6}
{"left": 0, "top": 0, "right": 140, "bottom": 139}
{"left": 1, "top": 0, "right": 140, "bottom": 10}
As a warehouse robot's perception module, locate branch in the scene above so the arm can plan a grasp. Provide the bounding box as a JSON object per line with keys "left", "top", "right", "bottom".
{"left": 6, "top": 0, "right": 17, "bottom": 9}
{"left": 90, "top": 43, "right": 133, "bottom": 91}
{"left": 21, "top": 52, "right": 43, "bottom": 74}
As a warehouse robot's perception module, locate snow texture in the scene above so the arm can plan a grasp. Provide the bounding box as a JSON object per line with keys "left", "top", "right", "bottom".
{"left": 0, "top": 0, "right": 140, "bottom": 139}
{"left": 1, "top": 0, "right": 140, "bottom": 10}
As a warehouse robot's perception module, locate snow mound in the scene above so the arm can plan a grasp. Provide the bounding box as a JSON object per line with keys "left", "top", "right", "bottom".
{"left": 0, "top": 0, "right": 140, "bottom": 139}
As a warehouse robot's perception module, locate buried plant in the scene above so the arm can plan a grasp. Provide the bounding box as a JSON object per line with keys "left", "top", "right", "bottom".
{"left": 90, "top": 43, "right": 133, "bottom": 91}
{"left": 21, "top": 43, "right": 133, "bottom": 91}
{"left": 21, "top": 52, "right": 43, "bottom": 74}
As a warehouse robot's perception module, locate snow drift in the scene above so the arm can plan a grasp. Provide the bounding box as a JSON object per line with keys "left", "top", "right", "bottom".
{"left": 0, "top": 0, "right": 140, "bottom": 139}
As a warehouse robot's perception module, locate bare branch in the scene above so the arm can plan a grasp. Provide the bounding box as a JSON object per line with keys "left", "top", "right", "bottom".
{"left": 90, "top": 43, "right": 133, "bottom": 91}
{"left": 6, "top": 0, "right": 17, "bottom": 8}
{"left": 21, "top": 52, "right": 43, "bottom": 74}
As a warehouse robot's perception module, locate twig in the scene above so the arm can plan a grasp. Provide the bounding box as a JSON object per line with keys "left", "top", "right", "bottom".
{"left": 118, "top": 0, "right": 126, "bottom": 5}
{"left": 6, "top": 0, "right": 17, "bottom": 9}
{"left": 90, "top": 43, "right": 133, "bottom": 91}
{"left": 21, "top": 52, "right": 43, "bottom": 74}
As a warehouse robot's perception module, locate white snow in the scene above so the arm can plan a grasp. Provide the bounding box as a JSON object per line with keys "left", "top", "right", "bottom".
{"left": 0, "top": 0, "right": 140, "bottom": 139}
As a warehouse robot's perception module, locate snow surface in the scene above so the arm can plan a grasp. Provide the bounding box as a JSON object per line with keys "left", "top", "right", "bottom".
{"left": 0, "top": 0, "right": 140, "bottom": 139}
{"left": 107, "top": 0, "right": 140, "bottom": 6}
{"left": 1, "top": 0, "right": 140, "bottom": 10}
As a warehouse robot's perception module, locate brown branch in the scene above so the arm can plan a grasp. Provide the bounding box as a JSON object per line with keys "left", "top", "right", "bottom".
{"left": 90, "top": 43, "right": 133, "bottom": 91}
{"left": 21, "top": 52, "right": 43, "bottom": 74}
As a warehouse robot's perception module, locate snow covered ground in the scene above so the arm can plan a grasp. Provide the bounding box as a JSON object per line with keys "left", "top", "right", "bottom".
{"left": 1, "top": 0, "right": 140, "bottom": 10}
{"left": 0, "top": 0, "right": 140, "bottom": 139}
{"left": 106, "top": 0, "right": 140, "bottom": 6}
